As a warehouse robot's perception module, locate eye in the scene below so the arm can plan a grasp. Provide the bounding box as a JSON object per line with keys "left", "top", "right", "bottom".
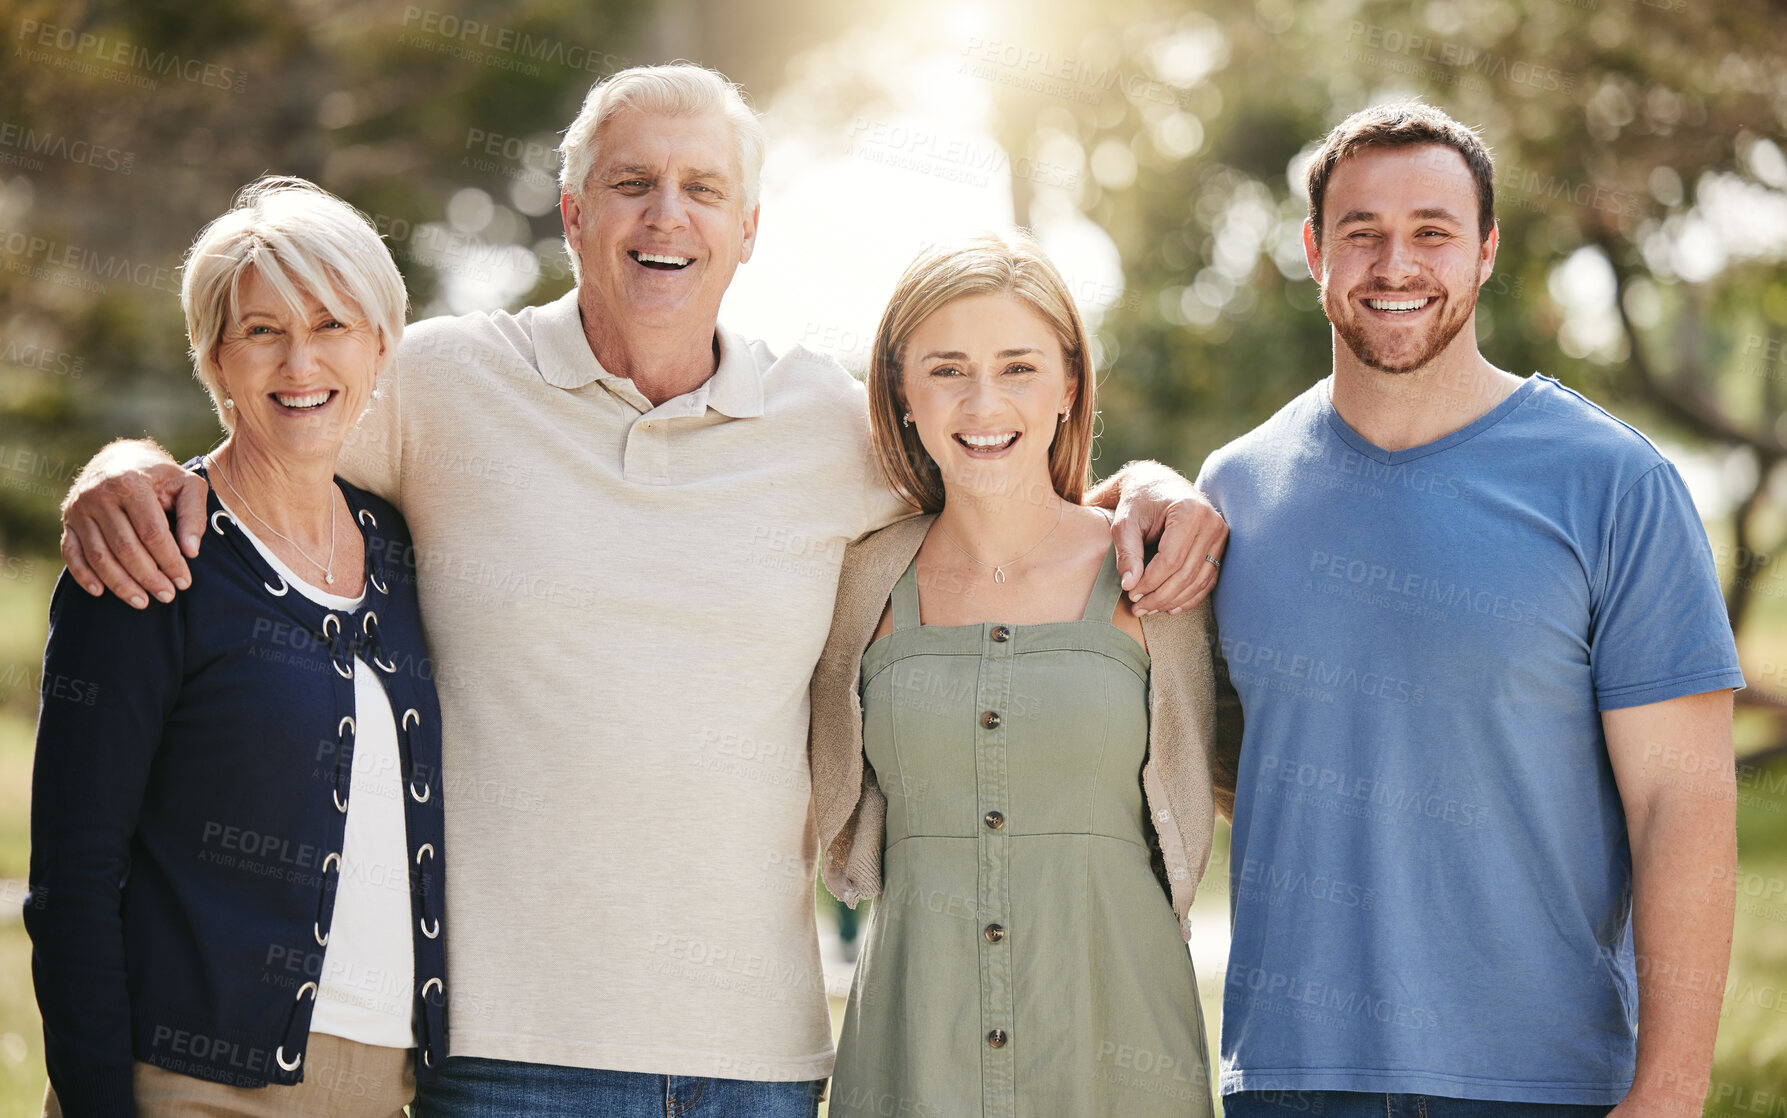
{"left": 245, "top": 324, "right": 275, "bottom": 336}
{"left": 928, "top": 364, "right": 963, "bottom": 377}
{"left": 1003, "top": 363, "right": 1036, "bottom": 375}
{"left": 1347, "top": 230, "right": 1380, "bottom": 242}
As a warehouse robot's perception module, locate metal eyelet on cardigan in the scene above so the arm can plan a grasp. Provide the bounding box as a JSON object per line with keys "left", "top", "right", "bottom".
{"left": 362, "top": 612, "right": 398, "bottom": 672}
{"left": 410, "top": 780, "right": 430, "bottom": 803}
{"left": 421, "top": 916, "right": 439, "bottom": 939}
{"left": 275, "top": 1047, "right": 302, "bottom": 1072}
{"left": 369, "top": 570, "right": 388, "bottom": 595}
{"left": 314, "top": 922, "right": 328, "bottom": 946}
{"left": 357, "top": 508, "right": 378, "bottom": 528}
{"left": 400, "top": 708, "right": 430, "bottom": 801}
{"left": 415, "top": 843, "right": 434, "bottom": 864}
{"left": 264, "top": 573, "right": 289, "bottom": 597}
{"left": 323, "top": 852, "right": 341, "bottom": 875}
{"left": 422, "top": 977, "right": 443, "bottom": 1003}
{"left": 323, "top": 614, "right": 342, "bottom": 640}
{"left": 209, "top": 510, "right": 232, "bottom": 536}
{"left": 333, "top": 658, "right": 353, "bottom": 679}
{"left": 333, "top": 788, "right": 349, "bottom": 813}
{"left": 338, "top": 715, "right": 356, "bottom": 738}
{"left": 402, "top": 708, "right": 420, "bottom": 731}
{"left": 422, "top": 1046, "right": 434, "bottom": 1068}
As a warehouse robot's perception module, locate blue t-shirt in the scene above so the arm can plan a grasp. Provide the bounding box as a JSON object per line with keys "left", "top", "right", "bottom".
{"left": 1197, "top": 374, "right": 1743, "bottom": 1105}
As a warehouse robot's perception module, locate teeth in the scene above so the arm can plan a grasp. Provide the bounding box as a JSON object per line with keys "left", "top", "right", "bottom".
{"left": 1366, "top": 297, "right": 1432, "bottom": 312}
{"left": 275, "top": 391, "right": 331, "bottom": 409}
{"left": 960, "top": 433, "right": 1016, "bottom": 449}
{"left": 635, "top": 252, "right": 692, "bottom": 266}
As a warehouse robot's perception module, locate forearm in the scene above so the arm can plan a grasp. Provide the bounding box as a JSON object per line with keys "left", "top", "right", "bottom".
{"left": 1086, "top": 459, "right": 1177, "bottom": 511}
{"left": 1625, "top": 789, "right": 1736, "bottom": 1112}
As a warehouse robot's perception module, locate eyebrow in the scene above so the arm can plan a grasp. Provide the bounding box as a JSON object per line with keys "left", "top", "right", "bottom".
{"left": 1335, "top": 207, "right": 1465, "bottom": 226}
{"left": 920, "top": 346, "right": 1043, "bottom": 362}
{"left": 606, "top": 163, "right": 730, "bottom": 182}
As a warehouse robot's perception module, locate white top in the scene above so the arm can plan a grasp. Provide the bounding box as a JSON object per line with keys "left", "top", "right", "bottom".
{"left": 336, "top": 291, "right": 908, "bottom": 1079}
{"left": 227, "top": 512, "right": 417, "bottom": 1049}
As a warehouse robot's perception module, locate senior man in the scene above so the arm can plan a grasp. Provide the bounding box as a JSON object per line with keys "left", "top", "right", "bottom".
{"left": 59, "top": 64, "right": 1226, "bottom": 1117}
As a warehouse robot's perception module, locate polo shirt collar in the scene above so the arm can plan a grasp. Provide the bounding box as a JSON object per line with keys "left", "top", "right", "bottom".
{"left": 532, "top": 290, "right": 764, "bottom": 419}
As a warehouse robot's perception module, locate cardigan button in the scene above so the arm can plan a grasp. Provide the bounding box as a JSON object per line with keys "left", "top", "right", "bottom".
{"left": 980, "top": 711, "right": 1001, "bottom": 730}
{"left": 987, "top": 1029, "right": 1008, "bottom": 1049}
{"left": 984, "top": 923, "right": 1004, "bottom": 943}
{"left": 984, "top": 810, "right": 1004, "bottom": 830}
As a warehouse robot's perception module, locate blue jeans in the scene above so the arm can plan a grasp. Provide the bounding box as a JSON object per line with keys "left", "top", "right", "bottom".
{"left": 1224, "top": 1090, "right": 1613, "bottom": 1117}
{"left": 413, "top": 1057, "right": 825, "bottom": 1118}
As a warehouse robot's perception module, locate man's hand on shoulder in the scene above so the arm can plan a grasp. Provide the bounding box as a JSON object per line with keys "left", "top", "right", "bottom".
{"left": 1090, "top": 460, "right": 1228, "bottom": 615}
{"left": 61, "top": 439, "right": 208, "bottom": 608}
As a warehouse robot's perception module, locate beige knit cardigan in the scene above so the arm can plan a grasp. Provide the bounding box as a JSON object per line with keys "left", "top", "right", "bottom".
{"left": 808, "top": 513, "right": 1234, "bottom": 943}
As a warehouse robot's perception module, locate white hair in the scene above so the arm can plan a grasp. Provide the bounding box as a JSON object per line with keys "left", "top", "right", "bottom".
{"left": 557, "top": 64, "right": 766, "bottom": 274}
{"left": 181, "top": 176, "right": 407, "bottom": 431}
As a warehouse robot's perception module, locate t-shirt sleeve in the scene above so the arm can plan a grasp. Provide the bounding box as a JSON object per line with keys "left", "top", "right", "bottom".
{"left": 335, "top": 345, "right": 405, "bottom": 508}
{"left": 1589, "top": 461, "right": 1745, "bottom": 710}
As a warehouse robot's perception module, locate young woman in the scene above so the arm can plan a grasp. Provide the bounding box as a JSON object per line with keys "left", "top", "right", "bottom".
{"left": 810, "top": 232, "right": 1221, "bottom": 1117}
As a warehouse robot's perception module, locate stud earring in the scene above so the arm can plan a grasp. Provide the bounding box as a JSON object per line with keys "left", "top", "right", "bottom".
{"left": 902, "top": 412, "right": 912, "bottom": 428}
{"left": 223, "top": 396, "right": 234, "bottom": 409}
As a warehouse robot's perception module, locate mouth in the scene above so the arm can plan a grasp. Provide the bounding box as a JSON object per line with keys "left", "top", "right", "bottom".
{"left": 1362, "top": 295, "right": 1438, "bottom": 315}
{"left": 953, "top": 431, "right": 1019, "bottom": 456}
{"left": 629, "top": 250, "right": 694, "bottom": 271}
{"left": 271, "top": 389, "right": 337, "bottom": 413}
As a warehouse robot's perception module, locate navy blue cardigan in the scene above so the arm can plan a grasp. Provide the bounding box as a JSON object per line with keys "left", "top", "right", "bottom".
{"left": 26, "top": 464, "right": 447, "bottom": 1115}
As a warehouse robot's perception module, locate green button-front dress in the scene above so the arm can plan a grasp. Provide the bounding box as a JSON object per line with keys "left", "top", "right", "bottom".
{"left": 830, "top": 547, "right": 1213, "bottom": 1118}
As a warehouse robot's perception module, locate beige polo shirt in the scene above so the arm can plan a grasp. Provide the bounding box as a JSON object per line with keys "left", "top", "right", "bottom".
{"left": 336, "top": 290, "right": 908, "bottom": 1080}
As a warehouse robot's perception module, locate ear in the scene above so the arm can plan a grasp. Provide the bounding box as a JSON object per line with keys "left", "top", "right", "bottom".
{"left": 738, "top": 202, "right": 760, "bottom": 265}
{"left": 560, "top": 191, "right": 585, "bottom": 255}
{"left": 1477, "top": 221, "right": 1499, "bottom": 288}
{"left": 1302, "top": 219, "right": 1322, "bottom": 283}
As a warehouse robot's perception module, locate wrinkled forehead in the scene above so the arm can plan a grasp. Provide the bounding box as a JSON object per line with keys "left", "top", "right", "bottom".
{"left": 1327, "top": 143, "right": 1477, "bottom": 215}
{"left": 592, "top": 109, "right": 742, "bottom": 182}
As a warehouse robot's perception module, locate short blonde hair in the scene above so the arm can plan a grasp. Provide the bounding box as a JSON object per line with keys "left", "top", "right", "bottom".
{"left": 557, "top": 64, "right": 765, "bottom": 277}
{"left": 181, "top": 176, "right": 406, "bottom": 430}
{"left": 867, "top": 231, "right": 1098, "bottom": 513}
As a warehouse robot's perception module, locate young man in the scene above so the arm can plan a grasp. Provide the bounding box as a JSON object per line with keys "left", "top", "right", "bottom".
{"left": 1200, "top": 102, "right": 1741, "bottom": 1117}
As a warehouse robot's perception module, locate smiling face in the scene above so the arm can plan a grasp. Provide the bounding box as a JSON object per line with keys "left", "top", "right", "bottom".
{"left": 560, "top": 109, "right": 758, "bottom": 338}
{"left": 900, "top": 292, "right": 1077, "bottom": 501}
{"left": 1304, "top": 143, "right": 1497, "bottom": 375}
{"left": 212, "top": 266, "right": 383, "bottom": 466}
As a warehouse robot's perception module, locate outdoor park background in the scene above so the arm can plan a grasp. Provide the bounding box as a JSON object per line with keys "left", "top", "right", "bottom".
{"left": 0, "top": 0, "right": 1785, "bottom": 1112}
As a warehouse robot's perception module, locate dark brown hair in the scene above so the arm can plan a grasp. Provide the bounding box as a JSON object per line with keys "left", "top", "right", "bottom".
{"left": 1305, "top": 101, "right": 1496, "bottom": 244}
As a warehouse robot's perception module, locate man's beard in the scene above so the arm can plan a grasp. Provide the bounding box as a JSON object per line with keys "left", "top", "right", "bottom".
{"left": 1321, "top": 279, "right": 1479, "bottom": 374}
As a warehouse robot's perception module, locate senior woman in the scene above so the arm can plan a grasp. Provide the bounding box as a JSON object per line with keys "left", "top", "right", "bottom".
{"left": 26, "top": 177, "right": 445, "bottom": 1117}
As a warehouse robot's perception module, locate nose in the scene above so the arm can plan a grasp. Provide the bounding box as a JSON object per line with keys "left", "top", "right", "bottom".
{"left": 644, "top": 185, "right": 690, "bottom": 232}
{"left": 962, "top": 371, "right": 1001, "bottom": 417}
{"left": 284, "top": 330, "right": 324, "bottom": 378}
{"left": 1374, "top": 232, "right": 1421, "bottom": 286}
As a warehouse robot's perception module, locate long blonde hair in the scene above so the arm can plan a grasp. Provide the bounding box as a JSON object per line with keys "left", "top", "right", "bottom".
{"left": 867, "top": 231, "right": 1097, "bottom": 513}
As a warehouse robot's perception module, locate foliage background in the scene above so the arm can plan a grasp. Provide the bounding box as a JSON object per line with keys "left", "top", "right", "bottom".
{"left": 0, "top": 0, "right": 1783, "bottom": 1112}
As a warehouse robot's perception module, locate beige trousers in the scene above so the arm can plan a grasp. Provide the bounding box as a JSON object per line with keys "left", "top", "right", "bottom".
{"left": 43, "top": 1032, "right": 415, "bottom": 1118}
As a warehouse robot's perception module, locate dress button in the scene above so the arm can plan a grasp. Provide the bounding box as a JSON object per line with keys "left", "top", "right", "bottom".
{"left": 984, "top": 810, "right": 1004, "bottom": 830}
{"left": 987, "top": 1029, "right": 1008, "bottom": 1048}
{"left": 984, "top": 923, "right": 1005, "bottom": 943}
{"left": 981, "top": 710, "right": 1001, "bottom": 730}
{"left": 991, "top": 625, "right": 1011, "bottom": 643}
